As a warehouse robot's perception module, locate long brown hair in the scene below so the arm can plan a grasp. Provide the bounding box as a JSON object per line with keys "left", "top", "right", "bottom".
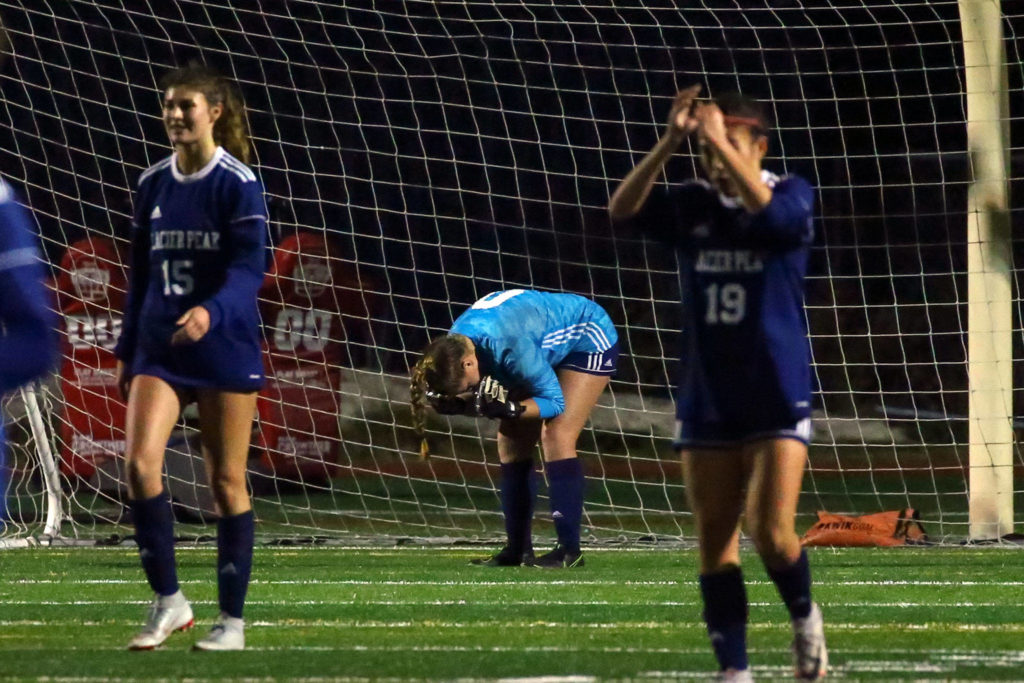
{"left": 410, "top": 334, "right": 471, "bottom": 458}
{"left": 160, "top": 62, "right": 252, "bottom": 164}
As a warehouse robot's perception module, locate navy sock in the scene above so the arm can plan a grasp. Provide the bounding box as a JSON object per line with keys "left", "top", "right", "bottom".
{"left": 129, "top": 493, "right": 179, "bottom": 596}
{"left": 699, "top": 567, "right": 749, "bottom": 672}
{"left": 546, "top": 458, "right": 584, "bottom": 553}
{"left": 766, "top": 549, "right": 813, "bottom": 620}
{"left": 217, "top": 510, "right": 255, "bottom": 619}
{"left": 500, "top": 460, "right": 535, "bottom": 555}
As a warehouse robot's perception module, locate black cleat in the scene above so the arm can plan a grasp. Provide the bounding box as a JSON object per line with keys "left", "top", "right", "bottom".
{"left": 469, "top": 545, "right": 535, "bottom": 567}
{"left": 533, "top": 544, "right": 584, "bottom": 569}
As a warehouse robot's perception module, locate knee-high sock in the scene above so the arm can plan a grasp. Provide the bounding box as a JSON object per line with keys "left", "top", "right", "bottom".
{"left": 699, "top": 566, "right": 749, "bottom": 672}
{"left": 130, "top": 493, "right": 179, "bottom": 596}
{"left": 546, "top": 458, "right": 584, "bottom": 553}
{"left": 500, "top": 460, "right": 535, "bottom": 554}
{"left": 217, "top": 510, "right": 255, "bottom": 619}
{"left": 766, "top": 548, "right": 813, "bottom": 620}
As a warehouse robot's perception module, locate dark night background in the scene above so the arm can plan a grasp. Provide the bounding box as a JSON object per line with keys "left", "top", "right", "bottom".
{"left": 0, "top": 0, "right": 1020, "bottom": 433}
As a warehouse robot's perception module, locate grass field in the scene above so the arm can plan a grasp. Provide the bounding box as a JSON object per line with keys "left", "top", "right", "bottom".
{"left": 1, "top": 545, "right": 1024, "bottom": 680}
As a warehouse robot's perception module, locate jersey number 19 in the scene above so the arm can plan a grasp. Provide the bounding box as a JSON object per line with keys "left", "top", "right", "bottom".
{"left": 703, "top": 282, "right": 746, "bottom": 325}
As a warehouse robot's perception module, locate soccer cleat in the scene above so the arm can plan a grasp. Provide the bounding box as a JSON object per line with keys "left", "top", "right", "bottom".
{"left": 193, "top": 613, "right": 245, "bottom": 651}
{"left": 127, "top": 592, "right": 194, "bottom": 650}
{"left": 716, "top": 668, "right": 755, "bottom": 683}
{"left": 532, "top": 544, "right": 584, "bottom": 569}
{"left": 791, "top": 602, "right": 828, "bottom": 680}
{"left": 469, "top": 545, "right": 535, "bottom": 567}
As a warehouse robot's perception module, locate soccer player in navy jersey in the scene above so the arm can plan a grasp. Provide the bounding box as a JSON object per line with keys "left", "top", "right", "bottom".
{"left": 0, "top": 178, "right": 58, "bottom": 523}
{"left": 609, "top": 85, "right": 827, "bottom": 681}
{"left": 410, "top": 289, "right": 618, "bottom": 568}
{"left": 114, "top": 64, "right": 267, "bottom": 651}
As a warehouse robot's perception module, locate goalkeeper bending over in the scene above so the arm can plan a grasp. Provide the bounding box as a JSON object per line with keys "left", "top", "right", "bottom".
{"left": 410, "top": 289, "right": 618, "bottom": 568}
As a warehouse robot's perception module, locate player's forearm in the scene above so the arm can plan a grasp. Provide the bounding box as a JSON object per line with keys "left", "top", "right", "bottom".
{"left": 202, "top": 219, "right": 266, "bottom": 329}
{"left": 516, "top": 398, "right": 542, "bottom": 420}
{"left": 202, "top": 264, "right": 263, "bottom": 330}
{"left": 113, "top": 231, "right": 150, "bottom": 361}
{"left": 608, "top": 132, "right": 682, "bottom": 221}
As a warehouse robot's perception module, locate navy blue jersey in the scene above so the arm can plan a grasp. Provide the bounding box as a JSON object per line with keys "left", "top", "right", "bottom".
{"left": 114, "top": 147, "right": 268, "bottom": 391}
{"left": 0, "top": 178, "right": 57, "bottom": 394}
{"left": 450, "top": 290, "right": 618, "bottom": 419}
{"left": 0, "top": 178, "right": 57, "bottom": 502}
{"left": 633, "top": 171, "right": 814, "bottom": 428}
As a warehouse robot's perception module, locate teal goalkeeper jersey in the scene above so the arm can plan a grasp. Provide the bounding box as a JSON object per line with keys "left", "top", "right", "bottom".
{"left": 449, "top": 289, "right": 618, "bottom": 419}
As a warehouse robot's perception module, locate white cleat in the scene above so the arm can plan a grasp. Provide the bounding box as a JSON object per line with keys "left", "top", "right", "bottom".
{"left": 193, "top": 613, "right": 245, "bottom": 651}
{"left": 717, "top": 668, "right": 754, "bottom": 682}
{"left": 128, "top": 591, "right": 194, "bottom": 650}
{"left": 792, "top": 602, "right": 828, "bottom": 680}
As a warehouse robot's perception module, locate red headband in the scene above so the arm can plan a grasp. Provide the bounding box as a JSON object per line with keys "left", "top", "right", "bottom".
{"left": 722, "top": 115, "right": 764, "bottom": 129}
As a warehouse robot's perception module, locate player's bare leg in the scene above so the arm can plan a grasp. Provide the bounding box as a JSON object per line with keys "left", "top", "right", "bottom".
{"left": 193, "top": 389, "right": 258, "bottom": 651}
{"left": 124, "top": 375, "right": 194, "bottom": 650}
{"left": 531, "top": 370, "right": 609, "bottom": 568}
{"left": 682, "top": 448, "right": 749, "bottom": 675}
{"left": 745, "top": 437, "right": 827, "bottom": 680}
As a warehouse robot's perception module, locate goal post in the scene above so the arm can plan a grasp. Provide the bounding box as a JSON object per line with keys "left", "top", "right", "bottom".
{"left": 960, "top": 0, "right": 1013, "bottom": 540}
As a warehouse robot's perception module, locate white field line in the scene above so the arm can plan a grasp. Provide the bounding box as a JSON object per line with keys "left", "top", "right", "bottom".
{"left": 2, "top": 600, "right": 1021, "bottom": 610}
{"left": 9, "top": 577, "right": 1024, "bottom": 587}
{"left": 4, "top": 616, "right": 1024, "bottom": 632}
{"left": 2, "top": 642, "right": 1024, "bottom": 672}
{"left": 16, "top": 545, "right": 1023, "bottom": 554}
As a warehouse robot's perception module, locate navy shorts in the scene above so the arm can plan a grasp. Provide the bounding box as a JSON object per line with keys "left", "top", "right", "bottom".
{"left": 673, "top": 416, "right": 812, "bottom": 450}
{"left": 557, "top": 342, "right": 619, "bottom": 376}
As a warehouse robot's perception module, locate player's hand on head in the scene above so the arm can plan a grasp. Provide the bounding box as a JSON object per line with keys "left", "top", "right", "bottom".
{"left": 171, "top": 305, "right": 211, "bottom": 345}
{"left": 473, "top": 376, "right": 524, "bottom": 420}
{"left": 667, "top": 84, "right": 702, "bottom": 140}
{"left": 694, "top": 102, "right": 727, "bottom": 145}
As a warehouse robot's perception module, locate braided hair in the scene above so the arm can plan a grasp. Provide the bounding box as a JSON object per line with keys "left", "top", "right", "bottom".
{"left": 160, "top": 62, "right": 252, "bottom": 164}
{"left": 410, "top": 335, "right": 472, "bottom": 458}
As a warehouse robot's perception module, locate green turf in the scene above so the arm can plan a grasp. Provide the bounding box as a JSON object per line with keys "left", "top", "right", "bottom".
{"left": 1, "top": 545, "right": 1023, "bottom": 680}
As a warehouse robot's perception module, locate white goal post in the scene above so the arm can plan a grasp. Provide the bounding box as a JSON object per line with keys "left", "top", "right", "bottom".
{"left": 960, "top": 0, "right": 1013, "bottom": 541}
{"left": 0, "top": 1, "right": 1020, "bottom": 546}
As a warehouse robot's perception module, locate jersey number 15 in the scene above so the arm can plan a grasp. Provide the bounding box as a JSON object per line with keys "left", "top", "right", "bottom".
{"left": 161, "top": 259, "right": 194, "bottom": 296}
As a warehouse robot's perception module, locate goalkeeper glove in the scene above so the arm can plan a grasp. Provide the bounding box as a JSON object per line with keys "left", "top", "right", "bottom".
{"left": 425, "top": 390, "right": 470, "bottom": 416}
{"left": 473, "top": 376, "right": 524, "bottom": 420}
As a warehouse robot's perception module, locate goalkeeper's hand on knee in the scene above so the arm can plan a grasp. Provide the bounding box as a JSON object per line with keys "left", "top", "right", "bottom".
{"left": 473, "top": 376, "right": 524, "bottom": 420}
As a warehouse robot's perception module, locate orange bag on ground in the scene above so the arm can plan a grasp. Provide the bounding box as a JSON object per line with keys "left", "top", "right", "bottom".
{"left": 801, "top": 508, "right": 927, "bottom": 547}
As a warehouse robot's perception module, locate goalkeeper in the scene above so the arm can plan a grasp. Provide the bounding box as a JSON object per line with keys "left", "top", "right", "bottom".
{"left": 410, "top": 289, "right": 618, "bottom": 569}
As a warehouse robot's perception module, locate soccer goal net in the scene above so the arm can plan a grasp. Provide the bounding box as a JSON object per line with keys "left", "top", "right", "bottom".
{"left": 1, "top": 1, "right": 1020, "bottom": 547}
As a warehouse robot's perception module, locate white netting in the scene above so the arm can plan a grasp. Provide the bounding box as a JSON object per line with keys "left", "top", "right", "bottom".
{"left": 1, "top": 1, "right": 1021, "bottom": 544}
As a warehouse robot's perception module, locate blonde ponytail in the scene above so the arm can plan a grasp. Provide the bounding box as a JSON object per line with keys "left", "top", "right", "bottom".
{"left": 410, "top": 357, "right": 434, "bottom": 459}
{"left": 410, "top": 334, "right": 474, "bottom": 460}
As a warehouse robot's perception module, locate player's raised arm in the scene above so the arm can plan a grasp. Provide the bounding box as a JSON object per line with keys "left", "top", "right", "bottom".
{"left": 608, "top": 84, "right": 700, "bottom": 222}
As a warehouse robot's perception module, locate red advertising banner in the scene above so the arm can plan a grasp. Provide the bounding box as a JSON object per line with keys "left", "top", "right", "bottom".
{"left": 257, "top": 232, "right": 366, "bottom": 482}
{"left": 56, "top": 237, "right": 126, "bottom": 480}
